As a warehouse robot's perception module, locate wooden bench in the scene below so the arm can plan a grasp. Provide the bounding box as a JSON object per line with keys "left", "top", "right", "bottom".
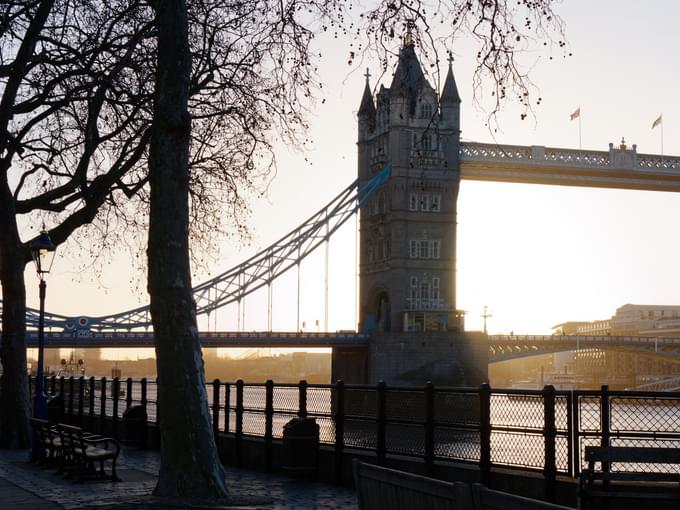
{"left": 353, "top": 460, "right": 574, "bottom": 510}
{"left": 579, "top": 446, "right": 680, "bottom": 509}
{"left": 353, "top": 459, "right": 473, "bottom": 509}
{"left": 58, "top": 424, "right": 121, "bottom": 482}
{"left": 30, "top": 418, "right": 64, "bottom": 466}
{"left": 471, "top": 483, "right": 572, "bottom": 510}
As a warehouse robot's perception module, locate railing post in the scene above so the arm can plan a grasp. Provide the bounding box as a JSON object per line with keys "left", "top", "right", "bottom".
{"left": 377, "top": 380, "right": 387, "bottom": 465}
{"left": 112, "top": 378, "right": 120, "bottom": 438}
{"left": 542, "top": 385, "right": 557, "bottom": 503}
{"left": 68, "top": 376, "right": 75, "bottom": 422}
{"left": 569, "top": 390, "right": 578, "bottom": 478}
{"left": 212, "top": 379, "right": 221, "bottom": 437}
{"left": 235, "top": 379, "right": 244, "bottom": 467}
{"left": 600, "top": 385, "right": 611, "bottom": 487}
{"left": 59, "top": 376, "right": 65, "bottom": 400}
{"left": 140, "top": 377, "right": 148, "bottom": 415}
{"left": 265, "top": 380, "right": 274, "bottom": 472}
{"left": 100, "top": 377, "right": 107, "bottom": 435}
{"left": 479, "top": 382, "right": 492, "bottom": 486}
{"left": 126, "top": 378, "right": 133, "bottom": 410}
{"left": 298, "top": 379, "right": 308, "bottom": 418}
{"left": 334, "top": 380, "right": 345, "bottom": 484}
{"left": 77, "top": 376, "right": 85, "bottom": 426}
{"left": 88, "top": 376, "right": 95, "bottom": 431}
{"left": 50, "top": 375, "right": 56, "bottom": 395}
{"left": 224, "top": 383, "right": 231, "bottom": 433}
{"left": 424, "top": 381, "right": 435, "bottom": 476}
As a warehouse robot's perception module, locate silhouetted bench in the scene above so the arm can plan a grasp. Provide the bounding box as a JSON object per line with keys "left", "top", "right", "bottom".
{"left": 353, "top": 459, "right": 472, "bottom": 509}
{"left": 471, "top": 483, "right": 572, "bottom": 509}
{"left": 353, "top": 460, "right": 573, "bottom": 510}
{"left": 579, "top": 446, "right": 680, "bottom": 509}
{"left": 58, "top": 424, "right": 121, "bottom": 482}
{"left": 30, "top": 418, "right": 64, "bottom": 466}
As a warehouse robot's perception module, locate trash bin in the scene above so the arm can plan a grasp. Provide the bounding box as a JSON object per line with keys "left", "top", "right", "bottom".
{"left": 122, "top": 405, "right": 147, "bottom": 447}
{"left": 47, "top": 395, "right": 64, "bottom": 424}
{"left": 282, "top": 417, "right": 319, "bottom": 478}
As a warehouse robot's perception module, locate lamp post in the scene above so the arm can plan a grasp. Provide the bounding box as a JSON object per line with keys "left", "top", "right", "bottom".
{"left": 29, "top": 229, "right": 56, "bottom": 421}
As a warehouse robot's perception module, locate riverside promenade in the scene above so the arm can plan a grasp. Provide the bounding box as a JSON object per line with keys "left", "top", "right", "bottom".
{"left": 0, "top": 448, "right": 357, "bottom": 509}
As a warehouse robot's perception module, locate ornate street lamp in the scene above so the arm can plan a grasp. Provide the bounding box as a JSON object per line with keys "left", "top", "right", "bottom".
{"left": 29, "top": 229, "right": 56, "bottom": 422}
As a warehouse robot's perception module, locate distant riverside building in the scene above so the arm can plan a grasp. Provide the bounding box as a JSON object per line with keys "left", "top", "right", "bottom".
{"left": 611, "top": 304, "right": 680, "bottom": 336}
{"left": 553, "top": 304, "right": 680, "bottom": 337}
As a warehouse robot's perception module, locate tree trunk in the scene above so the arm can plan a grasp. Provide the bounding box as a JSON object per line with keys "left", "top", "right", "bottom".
{"left": 147, "top": 0, "right": 228, "bottom": 498}
{"left": 0, "top": 172, "right": 30, "bottom": 449}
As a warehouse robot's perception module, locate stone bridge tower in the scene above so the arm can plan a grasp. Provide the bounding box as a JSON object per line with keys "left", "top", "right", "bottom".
{"left": 332, "top": 42, "right": 487, "bottom": 385}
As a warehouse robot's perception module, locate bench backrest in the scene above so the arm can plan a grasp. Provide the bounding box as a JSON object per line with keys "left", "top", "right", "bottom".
{"left": 585, "top": 446, "right": 680, "bottom": 465}
{"left": 58, "top": 424, "right": 87, "bottom": 454}
{"left": 471, "top": 484, "right": 573, "bottom": 510}
{"left": 353, "top": 459, "right": 473, "bottom": 510}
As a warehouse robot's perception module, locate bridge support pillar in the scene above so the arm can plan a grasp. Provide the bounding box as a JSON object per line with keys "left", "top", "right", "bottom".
{"left": 331, "top": 346, "right": 369, "bottom": 383}
{"left": 332, "top": 332, "right": 487, "bottom": 385}
{"left": 366, "top": 331, "right": 487, "bottom": 386}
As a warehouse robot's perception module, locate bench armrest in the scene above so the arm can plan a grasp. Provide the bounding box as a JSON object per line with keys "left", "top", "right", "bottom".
{"left": 84, "top": 436, "right": 120, "bottom": 455}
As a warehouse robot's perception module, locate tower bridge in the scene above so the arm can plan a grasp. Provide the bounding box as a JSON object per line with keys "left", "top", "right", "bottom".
{"left": 7, "top": 41, "right": 680, "bottom": 385}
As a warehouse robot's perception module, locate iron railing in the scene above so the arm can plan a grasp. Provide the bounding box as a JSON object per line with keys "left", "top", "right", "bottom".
{"left": 29, "top": 377, "right": 680, "bottom": 484}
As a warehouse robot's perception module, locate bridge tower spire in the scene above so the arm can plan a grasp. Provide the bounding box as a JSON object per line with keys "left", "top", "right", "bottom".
{"left": 333, "top": 45, "right": 487, "bottom": 385}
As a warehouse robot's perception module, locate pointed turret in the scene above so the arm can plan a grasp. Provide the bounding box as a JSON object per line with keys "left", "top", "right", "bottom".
{"left": 441, "top": 56, "right": 461, "bottom": 104}
{"left": 358, "top": 68, "right": 376, "bottom": 140}
{"left": 440, "top": 54, "right": 460, "bottom": 128}
{"left": 359, "top": 72, "right": 376, "bottom": 117}
{"left": 390, "top": 42, "right": 426, "bottom": 116}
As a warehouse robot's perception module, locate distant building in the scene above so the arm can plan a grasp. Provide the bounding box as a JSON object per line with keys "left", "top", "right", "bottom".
{"left": 554, "top": 304, "right": 680, "bottom": 337}
{"left": 552, "top": 322, "right": 591, "bottom": 335}
{"left": 610, "top": 304, "right": 680, "bottom": 336}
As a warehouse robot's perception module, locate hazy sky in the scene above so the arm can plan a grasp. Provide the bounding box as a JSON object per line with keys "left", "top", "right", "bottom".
{"left": 22, "top": 1, "right": 680, "bottom": 336}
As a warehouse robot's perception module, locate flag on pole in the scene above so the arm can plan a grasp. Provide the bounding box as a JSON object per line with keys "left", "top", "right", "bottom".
{"left": 570, "top": 107, "right": 580, "bottom": 121}
{"left": 652, "top": 114, "right": 663, "bottom": 129}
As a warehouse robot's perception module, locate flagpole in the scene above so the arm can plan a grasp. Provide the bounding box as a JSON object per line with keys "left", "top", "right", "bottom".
{"left": 579, "top": 113, "right": 582, "bottom": 150}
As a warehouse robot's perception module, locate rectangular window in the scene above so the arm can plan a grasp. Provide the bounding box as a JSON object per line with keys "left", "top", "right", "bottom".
{"left": 430, "top": 194, "right": 441, "bottom": 212}
{"left": 431, "top": 277, "right": 440, "bottom": 304}
{"left": 419, "top": 194, "right": 429, "bottom": 211}
{"left": 422, "top": 134, "right": 432, "bottom": 150}
{"left": 409, "top": 239, "right": 440, "bottom": 259}
{"left": 409, "top": 240, "right": 417, "bottom": 258}
{"left": 409, "top": 193, "right": 418, "bottom": 211}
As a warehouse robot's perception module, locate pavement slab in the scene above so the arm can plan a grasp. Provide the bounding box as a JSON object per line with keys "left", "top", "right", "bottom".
{"left": 0, "top": 448, "right": 357, "bottom": 510}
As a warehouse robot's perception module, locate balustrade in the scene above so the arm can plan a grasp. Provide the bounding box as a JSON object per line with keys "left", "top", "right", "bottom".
{"left": 32, "top": 375, "right": 680, "bottom": 488}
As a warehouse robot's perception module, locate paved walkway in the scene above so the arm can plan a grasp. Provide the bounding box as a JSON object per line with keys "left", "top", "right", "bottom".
{"left": 0, "top": 448, "right": 357, "bottom": 509}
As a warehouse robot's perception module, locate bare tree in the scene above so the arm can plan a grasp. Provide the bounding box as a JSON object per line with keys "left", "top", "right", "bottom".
{"left": 3, "top": 0, "right": 566, "bottom": 498}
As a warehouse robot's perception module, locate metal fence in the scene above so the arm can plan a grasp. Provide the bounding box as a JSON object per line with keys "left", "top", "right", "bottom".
{"left": 29, "top": 377, "right": 680, "bottom": 482}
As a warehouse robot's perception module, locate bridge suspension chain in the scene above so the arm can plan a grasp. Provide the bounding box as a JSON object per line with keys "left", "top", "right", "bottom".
{"left": 7, "top": 163, "right": 392, "bottom": 332}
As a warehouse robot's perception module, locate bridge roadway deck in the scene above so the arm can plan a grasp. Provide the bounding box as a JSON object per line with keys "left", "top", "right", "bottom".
{"left": 26, "top": 330, "right": 370, "bottom": 348}
{"left": 23, "top": 331, "right": 680, "bottom": 359}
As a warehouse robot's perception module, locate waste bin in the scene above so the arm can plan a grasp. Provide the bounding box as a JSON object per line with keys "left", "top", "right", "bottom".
{"left": 122, "top": 405, "right": 147, "bottom": 447}
{"left": 282, "top": 417, "right": 319, "bottom": 478}
{"left": 47, "top": 395, "right": 64, "bottom": 424}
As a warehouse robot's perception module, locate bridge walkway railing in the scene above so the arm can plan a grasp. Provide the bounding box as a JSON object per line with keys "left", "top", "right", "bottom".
{"left": 29, "top": 376, "right": 680, "bottom": 499}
